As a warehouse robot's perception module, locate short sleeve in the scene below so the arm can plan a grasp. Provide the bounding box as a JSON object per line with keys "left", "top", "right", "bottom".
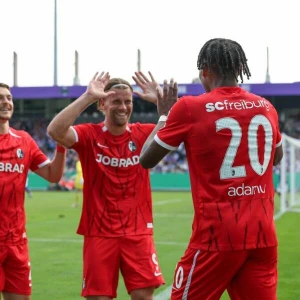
{"left": 71, "top": 124, "right": 90, "bottom": 153}
{"left": 139, "top": 123, "right": 156, "bottom": 137}
{"left": 155, "top": 97, "right": 192, "bottom": 150}
{"left": 29, "top": 137, "right": 50, "bottom": 171}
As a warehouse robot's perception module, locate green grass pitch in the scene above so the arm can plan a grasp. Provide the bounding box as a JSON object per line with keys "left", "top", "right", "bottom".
{"left": 23, "top": 191, "right": 300, "bottom": 299}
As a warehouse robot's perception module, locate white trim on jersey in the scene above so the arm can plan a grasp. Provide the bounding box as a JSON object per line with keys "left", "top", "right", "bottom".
{"left": 38, "top": 159, "right": 51, "bottom": 168}
{"left": 182, "top": 250, "right": 200, "bottom": 300}
{"left": 9, "top": 130, "right": 21, "bottom": 138}
{"left": 276, "top": 139, "right": 282, "bottom": 148}
{"left": 70, "top": 126, "right": 79, "bottom": 143}
{"left": 154, "top": 134, "right": 177, "bottom": 151}
{"left": 102, "top": 125, "right": 131, "bottom": 132}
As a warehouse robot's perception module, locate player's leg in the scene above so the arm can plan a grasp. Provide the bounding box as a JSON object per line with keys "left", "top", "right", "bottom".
{"left": 72, "top": 189, "right": 79, "bottom": 208}
{"left": 25, "top": 187, "right": 32, "bottom": 199}
{"left": 121, "top": 235, "right": 164, "bottom": 300}
{"left": 82, "top": 236, "right": 120, "bottom": 299}
{"left": 2, "top": 244, "right": 31, "bottom": 300}
{"left": 2, "top": 292, "right": 30, "bottom": 300}
{"left": 171, "top": 248, "right": 248, "bottom": 300}
{"left": 227, "top": 246, "right": 277, "bottom": 300}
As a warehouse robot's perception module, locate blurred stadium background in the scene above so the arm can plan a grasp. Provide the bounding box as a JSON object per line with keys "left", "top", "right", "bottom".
{"left": 7, "top": 46, "right": 300, "bottom": 299}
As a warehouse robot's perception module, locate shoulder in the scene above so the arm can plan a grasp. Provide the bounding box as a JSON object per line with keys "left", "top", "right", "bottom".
{"left": 180, "top": 94, "right": 209, "bottom": 105}
{"left": 245, "top": 92, "right": 277, "bottom": 111}
{"left": 73, "top": 122, "right": 103, "bottom": 133}
{"left": 129, "top": 122, "right": 155, "bottom": 137}
{"left": 9, "top": 128, "right": 33, "bottom": 140}
{"left": 129, "top": 122, "right": 155, "bottom": 130}
{"left": 74, "top": 122, "right": 96, "bottom": 129}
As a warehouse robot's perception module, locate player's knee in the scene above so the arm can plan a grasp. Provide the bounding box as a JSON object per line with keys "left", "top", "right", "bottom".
{"left": 130, "top": 287, "right": 155, "bottom": 300}
{"left": 2, "top": 292, "right": 31, "bottom": 300}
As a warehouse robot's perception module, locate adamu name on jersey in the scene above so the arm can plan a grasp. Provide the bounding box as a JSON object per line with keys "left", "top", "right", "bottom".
{"left": 96, "top": 154, "right": 139, "bottom": 168}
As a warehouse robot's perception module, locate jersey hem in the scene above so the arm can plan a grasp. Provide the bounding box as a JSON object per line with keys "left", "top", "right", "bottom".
{"left": 187, "top": 242, "right": 278, "bottom": 251}
{"left": 78, "top": 232, "right": 153, "bottom": 237}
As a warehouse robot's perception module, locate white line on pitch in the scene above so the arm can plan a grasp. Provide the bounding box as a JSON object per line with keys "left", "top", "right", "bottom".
{"left": 154, "top": 199, "right": 183, "bottom": 206}
{"left": 154, "top": 213, "right": 192, "bottom": 218}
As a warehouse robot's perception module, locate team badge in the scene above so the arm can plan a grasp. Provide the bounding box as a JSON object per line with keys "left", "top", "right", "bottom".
{"left": 128, "top": 141, "right": 136, "bottom": 152}
{"left": 16, "top": 148, "right": 24, "bottom": 159}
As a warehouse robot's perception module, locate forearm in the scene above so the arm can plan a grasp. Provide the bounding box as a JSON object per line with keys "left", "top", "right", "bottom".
{"left": 47, "top": 92, "right": 96, "bottom": 139}
{"left": 48, "top": 149, "right": 66, "bottom": 182}
{"left": 35, "top": 145, "right": 66, "bottom": 183}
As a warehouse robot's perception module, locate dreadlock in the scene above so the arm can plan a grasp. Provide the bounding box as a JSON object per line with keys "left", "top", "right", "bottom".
{"left": 197, "top": 38, "right": 251, "bottom": 83}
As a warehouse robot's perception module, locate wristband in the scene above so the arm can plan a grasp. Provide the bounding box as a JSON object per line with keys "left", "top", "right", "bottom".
{"left": 56, "top": 144, "right": 66, "bottom": 153}
{"left": 158, "top": 115, "right": 168, "bottom": 122}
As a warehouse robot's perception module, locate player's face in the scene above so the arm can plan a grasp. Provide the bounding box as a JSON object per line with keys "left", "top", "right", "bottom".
{"left": 199, "top": 69, "right": 211, "bottom": 93}
{"left": 103, "top": 88, "right": 133, "bottom": 126}
{"left": 0, "top": 87, "right": 14, "bottom": 121}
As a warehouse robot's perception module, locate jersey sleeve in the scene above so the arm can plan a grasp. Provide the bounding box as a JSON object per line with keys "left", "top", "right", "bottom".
{"left": 155, "top": 97, "right": 192, "bottom": 150}
{"left": 29, "top": 136, "right": 50, "bottom": 171}
{"left": 71, "top": 124, "right": 90, "bottom": 153}
{"left": 140, "top": 123, "right": 156, "bottom": 136}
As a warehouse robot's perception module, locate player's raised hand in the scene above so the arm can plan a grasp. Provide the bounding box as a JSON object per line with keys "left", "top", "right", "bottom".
{"left": 157, "top": 78, "right": 178, "bottom": 116}
{"left": 86, "top": 72, "right": 116, "bottom": 102}
{"left": 132, "top": 71, "right": 162, "bottom": 105}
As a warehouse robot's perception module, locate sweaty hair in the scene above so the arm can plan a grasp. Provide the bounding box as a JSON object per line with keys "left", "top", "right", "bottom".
{"left": 104, "top": 78, "right": 133, "bottom": 92}
{"left": 0, "top": 83, "right": 10, "bottom": 90}
{"left": 197, "top": 38, "right": 251, "bottom": 83}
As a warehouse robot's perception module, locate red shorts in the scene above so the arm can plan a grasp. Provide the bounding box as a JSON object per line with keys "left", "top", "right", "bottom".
{"left": 171, "top": 247, "right": 277, "bottom": 300}
{"left": 82, "top": 235, "right": 165, "bottom": 298}
{"left": 0, "top": 244, "right": 31, "bottom": 295}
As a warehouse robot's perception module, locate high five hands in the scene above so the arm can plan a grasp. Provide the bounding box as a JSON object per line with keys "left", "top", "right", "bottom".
{"left": 133, "top": 71, "right": 178, "bottom": 116}
{"left": 86, "top": 72, "right": 116, "bottom": 103}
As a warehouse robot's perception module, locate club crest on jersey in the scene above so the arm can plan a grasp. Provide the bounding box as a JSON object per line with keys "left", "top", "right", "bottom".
{"left": 128, "top": 141, "right": 136, "bottom": 152}
{"left": 16, "top": 148, "right": 24, "bottom": 159}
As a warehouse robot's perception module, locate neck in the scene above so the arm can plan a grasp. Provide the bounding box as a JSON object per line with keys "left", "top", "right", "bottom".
{"left": 104, "top": 119, "right": 127, "bottom": 136}
{"left": 211, "top": 77, "right": 239, "bottom": 91}
{"left": 0, "top": 121, "right": 9, "bottom": 135}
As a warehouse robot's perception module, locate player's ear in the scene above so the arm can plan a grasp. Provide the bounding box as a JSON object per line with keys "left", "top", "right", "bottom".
{"left": 97, "top": 98, "right": 105, "bottom": 111}
{"left": 202, "top": 67, "right": 209, "bottom": 78}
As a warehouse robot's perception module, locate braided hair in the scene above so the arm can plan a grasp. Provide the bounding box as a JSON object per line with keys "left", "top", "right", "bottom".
{"left": 197, "top": 38, "right": 251, "bottom": 83}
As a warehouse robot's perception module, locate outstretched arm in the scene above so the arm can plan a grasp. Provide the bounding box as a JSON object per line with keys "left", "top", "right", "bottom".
{"left": 139, "top": 78, "right": 178, "bottom": 168}
{"left": 34, "top": 145, "right": 66, "bottom": 183}
{"left": 47, "top": 72, "right": 115, "bottom": 148}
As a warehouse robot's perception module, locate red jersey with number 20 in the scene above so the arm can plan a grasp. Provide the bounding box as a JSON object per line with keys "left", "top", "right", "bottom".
{"left": 0, "top": 128, "right": 50, "bottom": 246}
{"left": 71, "top": 122, "right": 155, "bottom": 237}
{"left": 155, "top": 87, "right": 282, "bottom": 251}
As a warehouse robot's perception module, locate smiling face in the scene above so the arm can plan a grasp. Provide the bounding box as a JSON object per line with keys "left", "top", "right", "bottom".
{"left": 100, "top": 87, "right": 133, "bottom": 127}
{"left": 0, "top": 85, "right": 14, "bottom": 122}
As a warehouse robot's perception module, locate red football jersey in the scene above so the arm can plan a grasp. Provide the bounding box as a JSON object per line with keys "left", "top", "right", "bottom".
{"left": 0, "top": 128, "right": 50, "bottom": 245}
{"left": 156, "top": 87, "right": 282, "bottom": 251}
{"left": 71, "top": 122, "right": 155, "bottom": 237}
